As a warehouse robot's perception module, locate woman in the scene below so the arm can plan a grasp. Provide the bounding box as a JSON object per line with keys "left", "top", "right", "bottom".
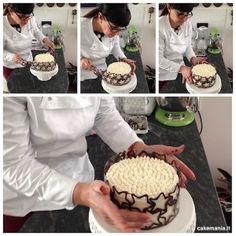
{"left": 159, "top": 4, "right": 206, "bottom": 84}
{"left": 3, "top": 97, "right": 195, "bottom": 232}
{"left": 3, "top": 4, "right": 54, "bottom": 80}
{"left": 80, "top": 4, "right": 136, "bottom": 81}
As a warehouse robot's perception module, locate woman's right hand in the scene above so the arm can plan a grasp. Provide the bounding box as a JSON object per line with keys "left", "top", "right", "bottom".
{"left": 13, "top": 53, "right": 22, "bottom": 64}
{"left": 179, "top": 65, "right": 192, "bottom": 83}
{"left": 73, "top": 180, "right": 151, "bottom": 232}
{"left": 80, "top": 57, "right": 92, "bottom": 70}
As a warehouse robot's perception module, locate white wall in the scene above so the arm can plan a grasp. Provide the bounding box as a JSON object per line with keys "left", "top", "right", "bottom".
{"left": 34, "top": 4, "right": 77, "bottom": 66}
{"left": 128, "top": 4, "right": 156, "bottom": 68}
{"left": 194, "top": 97, "right": 232, "bottom": 186}
{"left": 81, "top": 3, "right": 156, "bottom": 69}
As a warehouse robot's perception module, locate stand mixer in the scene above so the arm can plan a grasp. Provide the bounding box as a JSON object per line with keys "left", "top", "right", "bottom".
{"left": 155, "top": 97, "right": 199, "bottom": 127}
{"left": 207, "top": 28, "right": 223, "bottom": 54}
{"left": 125, "top": 25, "right": 142, "bottom": 53}
{"left": 52, "top": 25, "right": 64, "bottom": 49}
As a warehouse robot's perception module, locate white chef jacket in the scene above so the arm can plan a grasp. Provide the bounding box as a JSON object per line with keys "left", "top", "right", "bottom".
{"left": 3, "top": 97, "right": 142, "bottom": 216}
{"left": 159, "top": 15, "right": 196, "bottom": 81}
{"left": 80, "top": 17, "right": 126, "bottom": 80}
{"left": 3, "top": 15, "right": 45, "bottom": 69}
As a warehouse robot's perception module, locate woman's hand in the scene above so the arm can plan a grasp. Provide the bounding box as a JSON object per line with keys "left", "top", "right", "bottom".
{"left": 80, "top": 57, "right": 93, "bottom": 71}
{"left": 179, "top": 65, "right": 192, "bottom": 83}
{"left": 13, "top": 53, "right": 22, "bottom": 64}
{"left": 129, "top": 142, "right": 196, "bottom": 188}
{"left": 120, "top": 58, "right": 136, "bottom": 74}
{"left": 191, "top": 56, "right": 207, "bottom": 65}
{"left": 73, "top": 180, "right": 151, "bottom": 232}
{"left": 42, "top": 37, "right": 55, "bottom": 50}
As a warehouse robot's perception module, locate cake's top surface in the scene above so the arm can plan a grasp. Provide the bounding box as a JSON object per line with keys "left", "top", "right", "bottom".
{"left": 35, "top": 53, "right": 54, "bottom": 63}
{"left": 192, "top": 63, "right": 216, "bottom": 77}
{"left": 107, "top": 62, "right": 131, "bottom": 75}
{"left": 106, "top": 156, "right": 179, "bottom": 197}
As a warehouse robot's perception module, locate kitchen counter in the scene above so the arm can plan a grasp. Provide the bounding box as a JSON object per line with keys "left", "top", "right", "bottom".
{"left": 7, "top": 49, "right": 69, "bottom": 93}
{"left": 160, "top": 53, "right": 232, "bottom": 93}
{"left": 80, "top": 51, "right": 150, "bottom": 93}
{"left": 19, "top": 115, "right": 228, "bottom": 232}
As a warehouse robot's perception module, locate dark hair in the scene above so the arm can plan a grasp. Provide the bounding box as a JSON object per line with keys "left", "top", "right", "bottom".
{"left": 83, "top": 4, "right": 131, "bottom": 27}
{"left": 4, "top": 3, "right": 34, "bottom": 16}
{"left": 160, "top": 3, "right": 196, "bottom": 17}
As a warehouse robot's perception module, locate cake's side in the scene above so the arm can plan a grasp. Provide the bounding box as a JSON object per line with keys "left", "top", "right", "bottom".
{"left": 105, "top": 151, "right": 180, "bottom": 230}
{"left": 192, "top": 63, "right": 217, "bottom": 88}
{"left": 31, "top": 53, "right": 56, "bottom": 72}
{"left": 102, "top": 62, "right": 132, "bottom": 86}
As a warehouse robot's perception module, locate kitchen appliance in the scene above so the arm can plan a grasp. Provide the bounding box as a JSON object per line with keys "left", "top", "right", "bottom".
{"left": 196, "top": 23, "right": 209, "bottom": 56}
{"left": 207, "top": 28, "right": 223, "bottom": 54}
{"left": 41, "top": 21, "right": 52, "bottom": 40}
{"left": 155, "top": 97, "right": 199, "bottom": 127}
{"left": 125, "top": 25, "right": 142, "bottom": 53}
{"left": 191, "top": 27, "right": 198, "bottom": 53}
{"left": 52, "top": 25, "right": 64, "bottom": 49}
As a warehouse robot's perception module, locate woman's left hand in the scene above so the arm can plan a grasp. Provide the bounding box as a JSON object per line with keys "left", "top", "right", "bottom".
{"left": 191, "top": 56, "right": 207, "bottom": 65}
{"left": 129, "top": 142, "right": 196, "bottom": 188}
{"left": 120, "top": 58, "right": 136, "bottom": 74}
{"left": 43, "top": 37, "right": 55, "bottom": 51}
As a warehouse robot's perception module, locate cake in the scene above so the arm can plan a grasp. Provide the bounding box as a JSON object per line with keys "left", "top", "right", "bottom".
{"left": 102, "top": 62, "right": 132, "bottom": 86}
{"left": 31, "top": 53, "right": 56, "bottom": 71}
{"left": 105, "top": 152, "right": 180, "bottom": 230}
{"left": 192, "top": 63, "right": 217, "bottom": 88}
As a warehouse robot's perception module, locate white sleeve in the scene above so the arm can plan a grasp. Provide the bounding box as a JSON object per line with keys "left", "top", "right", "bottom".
{"left": 31, "top": 16, "right": 45, "bottom": 42}
{"left": 111, "top": 36, "right": 126, "bottom": 60}
{"left": 3, "top": 97, "right": 78, "bottom": 208}
{"left": 3, "top": 38, "right": 15, "bottom": 68}
{"left": 185, "top": 22, "right": 196, "bottom": 61}
{"left": 93, "top": 98, "right": 143, "bottom": 153}
{"left": 159, "top": 31, "right": 181, "bottom": 73}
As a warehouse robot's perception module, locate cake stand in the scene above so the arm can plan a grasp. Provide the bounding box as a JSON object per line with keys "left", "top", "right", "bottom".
{"left": 30, "top": 64, "right": 58, "bottom": 81}
{"left": 186, "top": 74, "right": 222, "bottom": 94}
{"left": 101, "top": 74, "right": 137, "bottom": 94}
{"left": 89, "top": 188, "right": 196, "bottom": 233}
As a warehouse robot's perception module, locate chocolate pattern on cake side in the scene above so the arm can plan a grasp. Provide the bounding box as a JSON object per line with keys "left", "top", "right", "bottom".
{"left": 192, "top": 63, "right": 217, "bottom": 88}
{"left": 104, "top": 151, "right": 181, "bottom": 230}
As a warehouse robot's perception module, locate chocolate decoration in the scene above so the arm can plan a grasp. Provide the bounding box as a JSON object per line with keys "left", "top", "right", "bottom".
{"left": 105, "top": 151, "right": 181, "bottom": 230}
{"left": 31, "top": 61, "right": 56, "bottom": 72}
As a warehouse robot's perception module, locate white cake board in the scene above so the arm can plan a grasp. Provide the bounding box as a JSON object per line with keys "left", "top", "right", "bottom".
{"left": 101, "top": 74, "right": 137, "bottom": 94}
{"left": 89, "top": 188, "right": 196, "bottom": 233}
{"left": 186, "top": 74, "right": 221, "bottom": 94}
{"left": 30, "top": 64, "right": 58, "bottom": 81}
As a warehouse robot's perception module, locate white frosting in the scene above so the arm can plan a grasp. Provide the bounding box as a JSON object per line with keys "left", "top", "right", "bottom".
{"left": 35, "top": 53, "right": 54, "bottom": 63}
{"left": 107, "top": 62, "right": 131, "bottom": 75}
{"left": 106, "top": 156, "right": 179, "bottom": 197}
{"left": 192, "top": 64, "right": 216, "bottom": 77}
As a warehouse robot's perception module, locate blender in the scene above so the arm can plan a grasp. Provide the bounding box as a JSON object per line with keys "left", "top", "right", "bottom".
{"left": 155, "top": 97, "right": 198, "bottom": 127}
{"left": 196, "top": 23, "right": 209, "bottom": 56}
